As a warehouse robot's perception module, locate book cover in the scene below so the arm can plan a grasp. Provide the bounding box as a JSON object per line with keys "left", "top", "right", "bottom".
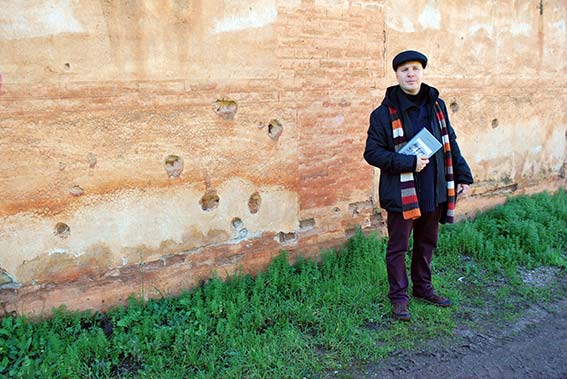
{"left": 398, "top": 128, "right": 442, "bottom": 158}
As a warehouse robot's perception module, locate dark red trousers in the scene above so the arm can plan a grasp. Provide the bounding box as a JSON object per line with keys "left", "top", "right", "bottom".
{"left": 386, "top": 208, "right": 442, "bottom": 304}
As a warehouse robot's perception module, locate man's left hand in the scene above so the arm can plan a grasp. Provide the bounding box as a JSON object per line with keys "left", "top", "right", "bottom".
{"left": 457, "top": 184, "right": 470, "bottom": 196}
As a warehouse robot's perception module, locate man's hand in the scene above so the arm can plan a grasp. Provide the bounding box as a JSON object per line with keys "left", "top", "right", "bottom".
{"left": 415, "top": 156, "right": 429, "bottom": 172}
{"left": 457, "top": 183, "right": 470, "bottom": 196}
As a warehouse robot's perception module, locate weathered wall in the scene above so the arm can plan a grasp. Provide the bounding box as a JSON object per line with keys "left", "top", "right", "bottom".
{"left": 1, "top": 0, "right": 565, "bottom": 316}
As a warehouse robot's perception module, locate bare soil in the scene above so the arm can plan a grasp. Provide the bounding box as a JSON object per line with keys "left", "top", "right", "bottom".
{"left": 328, "top": 269, "right": 567, "bottom": 379}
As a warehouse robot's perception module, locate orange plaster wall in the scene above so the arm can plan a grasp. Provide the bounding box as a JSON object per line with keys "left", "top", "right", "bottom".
{"left": 0, "top": 0, "right": 565, "bottom": 316}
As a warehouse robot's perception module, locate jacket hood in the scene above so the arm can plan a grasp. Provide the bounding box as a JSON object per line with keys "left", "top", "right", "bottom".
{"left": 381, "top": 83, "right": 439, "bottom": 109}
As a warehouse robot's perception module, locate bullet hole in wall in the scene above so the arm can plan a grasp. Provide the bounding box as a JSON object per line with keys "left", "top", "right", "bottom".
{"left": 231, "top": 217, "right": 248, "bottom": 238}
{"left": 248, "top": 192, "right": 262, "bottom": 214}
{"left": 348, "top": 203, "right": 360, "bottom": 216}
{"left": 0, "top": 268, "right": 16, "bottom": 287}
{"left": 87, "top": 153, "right": 97, "bottom": 168}
{"left": 450, "top": 101, "right": 459, "bottom": 113}
{"left": 68, "top": 185, "right": 84, "bottom": 196}
{"left": 491, "top": 118, "right": 499, "bottom": 129}
{"left": 54, "top": 222, "right": 71, "bottom": 239}
{"left": 267, "top": 119, "right": 283, "bottom": 140}
{"left": 213, "top": 98, "right": 238, "bottom": 121}
{"left": 200, "top": 190, "right": 220, "bottom": 211}
{"left": 299, "top": 218, "right": 316, "bottom": 230}
{"left": 277, "top": 231, "right": 297, "bottom": 244}
{"left": 164, "top": 155, "right": 184, "bottom": 178}
{"left": 231, "top": 217, "right": 243, "bottom": 230}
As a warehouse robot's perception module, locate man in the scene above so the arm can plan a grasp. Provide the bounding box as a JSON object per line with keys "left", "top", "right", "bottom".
{"left": 364, "top": 50, "right": 473, "bottom": 321}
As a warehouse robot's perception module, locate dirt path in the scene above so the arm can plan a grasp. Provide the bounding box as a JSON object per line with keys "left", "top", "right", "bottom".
{"left": 354, "top": 297, "right": 567, "bottom": 379}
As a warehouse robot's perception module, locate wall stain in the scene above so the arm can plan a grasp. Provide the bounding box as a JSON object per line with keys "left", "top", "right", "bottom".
{"left": 16, "top": 245, "right": 114, "bottom": 285}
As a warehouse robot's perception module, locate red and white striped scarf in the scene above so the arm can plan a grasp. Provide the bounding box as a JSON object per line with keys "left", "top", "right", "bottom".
{"left": 388, "top": 102, "right": 456, "bottom": 222}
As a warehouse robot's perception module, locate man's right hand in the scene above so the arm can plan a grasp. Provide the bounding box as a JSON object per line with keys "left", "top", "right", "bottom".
{"left": 415, "top": 156, "right": 429, "bottom": 172}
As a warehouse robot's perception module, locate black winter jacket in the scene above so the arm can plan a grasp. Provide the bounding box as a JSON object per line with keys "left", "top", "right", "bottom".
{"left": 364, "top": 84, "right": 474, "bottom": 217}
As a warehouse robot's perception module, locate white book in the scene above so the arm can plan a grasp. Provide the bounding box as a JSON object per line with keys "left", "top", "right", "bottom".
{"left": 398, "top": 128, "right": 442, "bottom": 158}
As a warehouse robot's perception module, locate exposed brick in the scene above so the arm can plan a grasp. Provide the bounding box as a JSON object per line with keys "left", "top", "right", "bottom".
{"left": 1, "top": 1, "right": 564, "bottom": 316}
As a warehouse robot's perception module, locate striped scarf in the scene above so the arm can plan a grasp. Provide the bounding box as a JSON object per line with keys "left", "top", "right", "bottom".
{"left": 389, "top": 102, "right": 456, "bottom": 223}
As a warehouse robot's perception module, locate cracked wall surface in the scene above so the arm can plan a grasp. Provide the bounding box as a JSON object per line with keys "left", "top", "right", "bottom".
{"left": 1, "top": 0, "right": 566, "bottom": 316}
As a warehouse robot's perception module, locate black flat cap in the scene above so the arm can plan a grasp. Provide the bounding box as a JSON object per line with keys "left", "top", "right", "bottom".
{"left": 392, "top": 50, "right": 428, "bottom": 71}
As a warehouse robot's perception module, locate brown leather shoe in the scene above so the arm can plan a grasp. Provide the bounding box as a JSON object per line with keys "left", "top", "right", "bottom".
{"left": 414, "top": 293, "right": 452, "bottom": 307}
{"left": 392, "top": 302, "right": 411, "bottom": 321}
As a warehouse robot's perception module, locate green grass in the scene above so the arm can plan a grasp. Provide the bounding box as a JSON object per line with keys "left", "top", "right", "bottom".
{"left": 1, "top": 189, "right": 566, "bottom": 378}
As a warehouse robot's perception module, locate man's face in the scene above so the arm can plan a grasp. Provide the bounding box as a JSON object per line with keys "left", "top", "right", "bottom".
{"left": 395, "top": 61, "right": 424, "bottom": 95}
